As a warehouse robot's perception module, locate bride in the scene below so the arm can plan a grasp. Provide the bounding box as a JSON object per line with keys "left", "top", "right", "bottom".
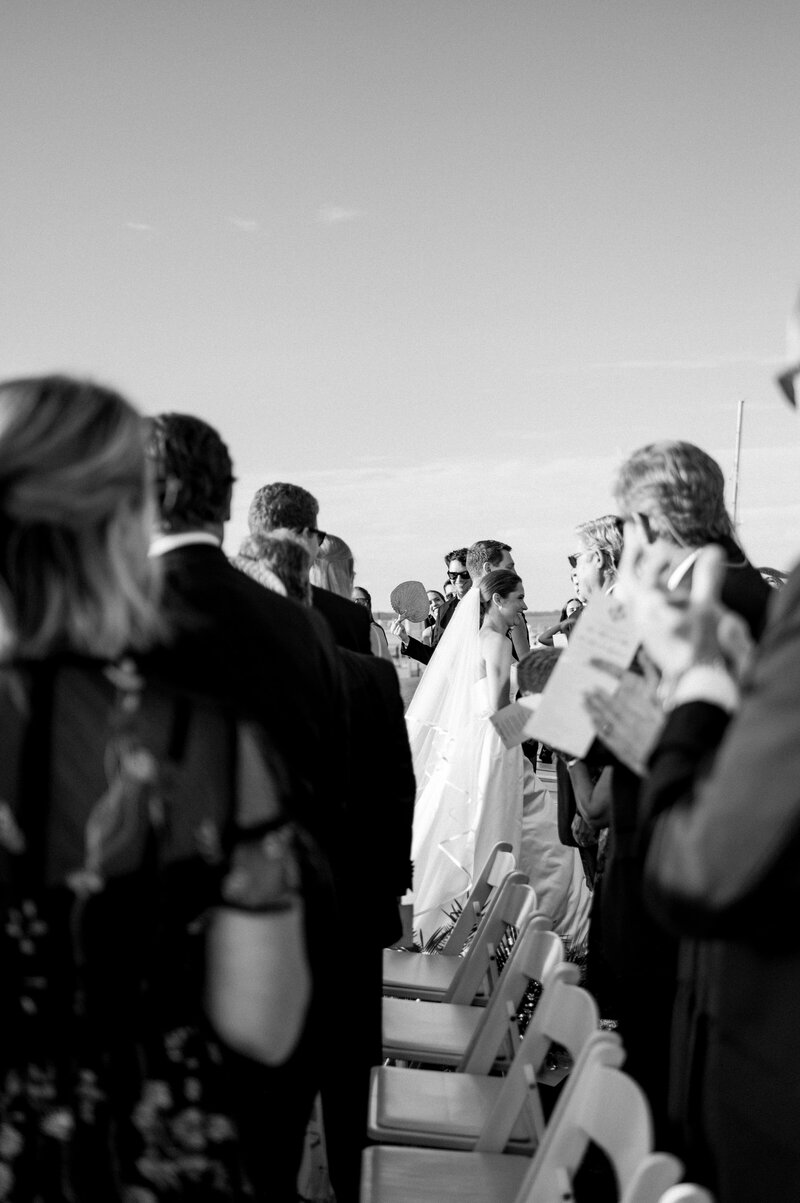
{"left": 407, "top": 569, "right": 590, "bottom": 946}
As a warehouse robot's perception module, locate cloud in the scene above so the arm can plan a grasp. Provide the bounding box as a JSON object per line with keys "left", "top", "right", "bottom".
{"left": 227, "top": 217, "right": 260, "bottom": 233}
{"left": 124, "top": 222, "right": 154, "bottom": 232}
{"left": 316, "top": 205, "right": 366, "bottom": 226}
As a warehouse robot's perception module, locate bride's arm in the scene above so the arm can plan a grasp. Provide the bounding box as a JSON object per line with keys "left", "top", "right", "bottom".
{"left": 482, "top": 630, "right": 514, "bottom": 712}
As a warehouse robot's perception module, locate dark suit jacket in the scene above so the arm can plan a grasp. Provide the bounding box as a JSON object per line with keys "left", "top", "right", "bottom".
{"left": 338, "top": 650, "right": 415, "bottom": 947}
{"left": 402, "top": 595, "right": 459, "bottom": 665}
{"left": 603, "top": 551, "right": 771, "bottom": 970}
{"left": 143, "top": 543, "right": 350, "bottom": 856}
{"left": 596, "top": 552, "right": 771, "bottom": 1146}
{"left": 311, "top": 584, "right": 371, "bottom": 654}
{"left": 638, "top": 569, "right": 800, "bottom": 1199}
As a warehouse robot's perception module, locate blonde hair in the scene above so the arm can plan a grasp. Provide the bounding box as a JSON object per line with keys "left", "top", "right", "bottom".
{"left": 309, "top": 533, "right": 355, "bottom": 599}
{"left": 614, "top": 442, "right": 736, "bottom": 548}
{"left": 0, "top": 375, "right": 162, "bottom": 659}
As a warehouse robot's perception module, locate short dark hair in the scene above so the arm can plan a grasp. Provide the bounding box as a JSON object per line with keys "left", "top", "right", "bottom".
{"left": 248, "top": 482, "right": 318, "bottom": 536}
{"left": 444, "top": 547, "right": 468, "bottom": 567}
{"left": 146, "top": 413, "right": 234, "bottom": 528}
{"left": 467, "top": 539, "right": 511, "bottom": 580}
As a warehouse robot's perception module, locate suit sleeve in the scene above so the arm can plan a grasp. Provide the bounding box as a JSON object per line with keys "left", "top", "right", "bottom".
{"left": 641, "top": 569, "right": 800, "bottom": 933}
{"left": 402, "top": 636, "right": 433, "bottom": 665}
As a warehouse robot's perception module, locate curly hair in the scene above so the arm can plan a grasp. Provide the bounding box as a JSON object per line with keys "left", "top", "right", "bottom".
{"left": 234, "top": 530, "right": 312, "bottom": 604}
{"left": 146, "top": 413, "right": 234, "bottom": 529}
{"left": 614, "top": 441, "right": 736, "bottom": 547}
{"left": 248, "top": 482, "right": 319, "bottom": 537}
{"left": 444, "top": 547, "right": 468, "bottom": 567}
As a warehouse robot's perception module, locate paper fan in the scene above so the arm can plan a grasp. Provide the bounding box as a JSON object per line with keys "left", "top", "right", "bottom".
{"left": 390, "top": 580, "right": 429, "bottom": 623}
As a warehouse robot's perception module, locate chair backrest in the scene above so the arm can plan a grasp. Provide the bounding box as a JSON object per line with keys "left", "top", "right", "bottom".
{"left": 475, "top": 960, "right": 601, "bottom": 1151}
{"left": 440, "top": 841, "right": 516, "bottom": 956}
{"left": 444, "top": 870, "right": 539, "bottom": 1005}
{"left": 514, "top": 1041, "right": 684, "bottom": 1203}
{"left": 459, "top": 921, "right": 564, "bottom": 1073}
{"left": 657, "top": 1188, "right": 715, "bottom": 1203}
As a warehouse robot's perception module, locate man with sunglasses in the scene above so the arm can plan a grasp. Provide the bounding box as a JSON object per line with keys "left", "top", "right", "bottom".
{"left": 393, "top": 547, "right": 470, "bottom": 664}
{"left": 597, "top": 299, "right": 800, "bottom": 1201}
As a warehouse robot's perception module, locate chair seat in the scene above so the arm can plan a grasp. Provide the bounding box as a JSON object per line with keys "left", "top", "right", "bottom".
{"left": 371, "top": 1066, "right": 535, "bottom": 1151}
{"left": 360, "top": 1144, "right": 528, "bottom": 1203}
{"left": 382, "top": 950, "right": 462, "bottom": 1001}
{"left": 382, "top": 997, "right": 485, "bottom": 1064}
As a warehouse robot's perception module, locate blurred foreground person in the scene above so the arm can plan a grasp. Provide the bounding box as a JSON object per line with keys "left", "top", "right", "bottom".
{"left": 0, "top": 377, "right": 304, "bottom": 1200}
{"left": 585, "top": 442, "right": 769, "bottom": 1155}
{"left": 611, "top": 389, "right": 800, "bottom": 1197}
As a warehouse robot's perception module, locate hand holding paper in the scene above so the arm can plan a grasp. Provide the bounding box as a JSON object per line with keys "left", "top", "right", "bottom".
{"left": 584, "top": 670, "right": 665, "bottom": 776}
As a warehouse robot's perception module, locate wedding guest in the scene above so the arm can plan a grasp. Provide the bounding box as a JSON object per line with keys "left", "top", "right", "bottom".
{"left": 144, "top": 414, "right": 350, "bottom": 1201}
{"left": 0, "top": 375, "right": 301, "bottom": 1199}
{"left": 536, "top": 596, "right": 584, "bottom": 647}
{"left": 310, "top": 532, "right": 354, "bottom": 597}
{"left": 247, "top": 483, "right": 371, "bottom": 653}
{"left": 421, "top": 589, "right": 446, "bottom": 647}
{"left": 233, "top": 527, "right": 312, "bottom": 603}
{"left": 393, "top": 547, "right": 470, "bottom": 664}
{"left": 352, "top": 586, "right": 392, "bottom": 659}
{"left": 584, "top": 443, "right": 770, "bottom": 1151}
{"left": 569, "top": 514, "right": 624, "bottom": 600}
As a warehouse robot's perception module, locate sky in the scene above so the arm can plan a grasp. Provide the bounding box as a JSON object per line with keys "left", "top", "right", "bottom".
{"left": 2, "top": 0, "right": 800, "bottom": 609}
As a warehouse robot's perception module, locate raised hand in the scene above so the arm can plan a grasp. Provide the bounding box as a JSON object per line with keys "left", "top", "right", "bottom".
{"left": 616, "top": 542, "right": 753, "bottom": 685}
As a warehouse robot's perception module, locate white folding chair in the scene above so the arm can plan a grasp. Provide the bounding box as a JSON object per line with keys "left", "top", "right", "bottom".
{"left": 658, "top": 1188, "right": 715, "bottom": 1203}
{"left": 382, "top": 842, "right": 516, "bottom": 1003}
{"left": 369, "top": 957, "right": 602, "bottom": 1154}
{"left": 360, "top": 1037, "right": 620, "bottom": 1203}
{"left": 517, "top": 1053, "right": 683, "bottom": 1202}
{"left": 381, "top": 890, "right": 556, "bottom": 1069}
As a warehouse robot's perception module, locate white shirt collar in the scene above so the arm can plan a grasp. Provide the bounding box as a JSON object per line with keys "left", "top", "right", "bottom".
{"left": 149, "top": 531, "right": 220, "bottom": 558}
{"left": 666, "top": 549, "right": 701, "bottom": 592}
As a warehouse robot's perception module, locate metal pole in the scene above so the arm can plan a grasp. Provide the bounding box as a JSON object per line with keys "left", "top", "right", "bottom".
{"left": 732, "top": 399, "right": 745, "bottom": 529}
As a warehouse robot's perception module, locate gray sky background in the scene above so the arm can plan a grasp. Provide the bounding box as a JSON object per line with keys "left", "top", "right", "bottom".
{"left": 3, "top": 0, "right": 800, "bottom": 607}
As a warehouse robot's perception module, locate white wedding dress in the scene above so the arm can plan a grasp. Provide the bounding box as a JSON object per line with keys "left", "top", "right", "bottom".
{"left": 406, "top": 587, "right": 590, "bottom": 946}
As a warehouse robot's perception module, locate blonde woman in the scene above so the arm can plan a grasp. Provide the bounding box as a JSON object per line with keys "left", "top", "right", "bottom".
{"left": 0, "top": 376, "right": 292, "bottom": 1199}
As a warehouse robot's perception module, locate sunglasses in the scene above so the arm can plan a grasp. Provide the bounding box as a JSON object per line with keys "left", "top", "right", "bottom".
{"left": 567, "top": 550, "right": 588, "bottom": 569}
{"left": 447, "top": 570, "right": 470, "bottom": 581}
{"left": 776, "top": 363, "right": 800, "bottom": 408}
{"left": 306, "top": 528, "right": 327, "bottom": 543}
